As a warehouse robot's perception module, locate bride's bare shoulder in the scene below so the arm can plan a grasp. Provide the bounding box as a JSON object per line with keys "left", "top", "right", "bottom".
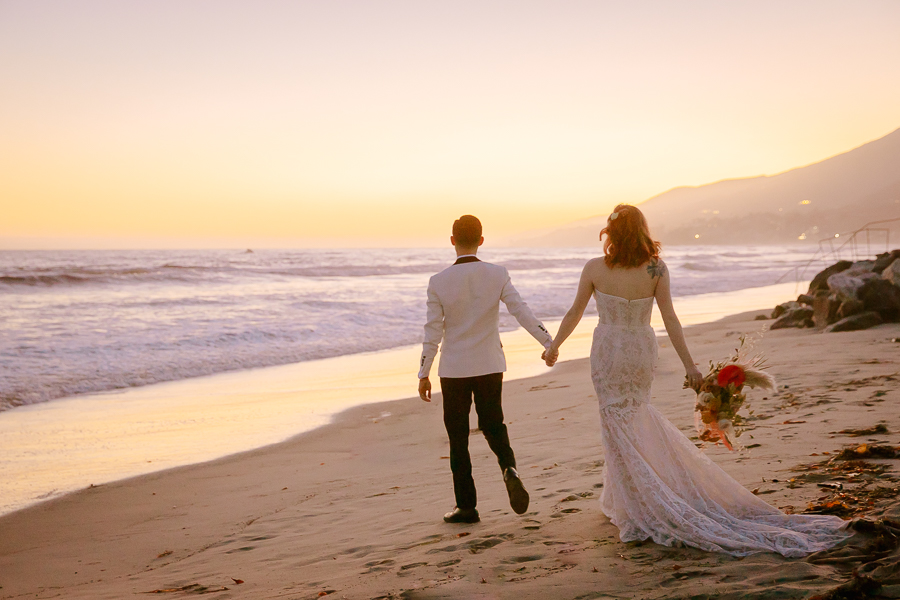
{"left": 584, "top": 256, "right": 607, "bottom": 271}
{"left": 581, "top": 257, "right": 609, "bottom": 280}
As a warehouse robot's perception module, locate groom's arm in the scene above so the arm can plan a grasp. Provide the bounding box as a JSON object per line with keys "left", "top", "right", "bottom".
{"left": 418, "top": 280, "right": 443, "bottom": 382}
{"left": 500, "top": 271, "right": 552, "bottom": 349}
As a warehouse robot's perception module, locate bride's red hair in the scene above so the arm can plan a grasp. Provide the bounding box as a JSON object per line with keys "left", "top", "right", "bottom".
{"left": 601, "top": 204, "right": 661, "bottom": 268}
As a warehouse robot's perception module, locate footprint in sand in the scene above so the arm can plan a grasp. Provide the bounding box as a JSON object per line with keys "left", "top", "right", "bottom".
{"left": 426, "top": 544, "right": 460, "bottom": 554}
{"left": 660, "top": 569, "right": 712, "bottom": 587}
{"left": 427, "top": 534, "right": 511, "bottom": 555}
{"left": 436, "top": 558, "right": 461, "bottom": 567}
{"left": 551, "top": 508, "right": 582, "bottom": 518}
{"left": 341, "top": 545, "right": 374, "bottom": 557}
{"left": 558, "top": 493, "right": 593, "bottom": 508}
{"left": 504, "top": 555, "right": 544, "bottom": 564}
{"left": 468, "top": 537, "right": 507, "bottom": 554}
{"left": 361, "top": 559, "right": 395, "bottom": 574}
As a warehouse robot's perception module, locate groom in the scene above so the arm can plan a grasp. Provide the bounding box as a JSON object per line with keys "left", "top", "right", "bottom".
{"left": 418, "top": 215, "right": 553, "bottom": 524}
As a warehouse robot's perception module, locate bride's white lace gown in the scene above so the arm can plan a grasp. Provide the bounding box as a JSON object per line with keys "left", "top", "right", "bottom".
{"left": 591, "top": 290, "right": 849, "bottom": 557}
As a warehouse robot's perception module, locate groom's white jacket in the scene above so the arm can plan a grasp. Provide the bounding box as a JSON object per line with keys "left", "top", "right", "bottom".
{"left": 419, "top": 258, "right": 552, "bottom": 379}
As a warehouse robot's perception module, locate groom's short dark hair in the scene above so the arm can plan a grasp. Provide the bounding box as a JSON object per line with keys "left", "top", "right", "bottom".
{"left": 453, "top": 215, "right": 482, "bottom": 246}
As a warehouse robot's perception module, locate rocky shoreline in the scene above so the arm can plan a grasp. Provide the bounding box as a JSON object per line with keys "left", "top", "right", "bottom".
{"left": 765, "top": 249, "right": 900, "bottom": 333}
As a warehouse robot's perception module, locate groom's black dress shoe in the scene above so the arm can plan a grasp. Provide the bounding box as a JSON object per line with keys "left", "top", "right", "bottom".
{"left": 443, "top": 507, "right": 480, "bottom": 523}
{"left": 504, "top": 467, "right": 530, "bottom": 514}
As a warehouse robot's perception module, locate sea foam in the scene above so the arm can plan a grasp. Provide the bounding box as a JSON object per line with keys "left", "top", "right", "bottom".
{"left": 0, "top": 246, "right": 818, "bottom": 411}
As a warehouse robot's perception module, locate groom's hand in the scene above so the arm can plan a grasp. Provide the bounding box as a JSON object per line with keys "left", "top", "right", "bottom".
{"left": 418, "top": 377, "right": 432, "bottom": 402}
{"left": 542, "top": 348, "right": 559, "bottom": 367}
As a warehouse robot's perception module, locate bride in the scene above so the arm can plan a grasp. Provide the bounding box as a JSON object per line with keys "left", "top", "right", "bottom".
{"left": 542, "top": 204, "right": 848, "bottom": 557}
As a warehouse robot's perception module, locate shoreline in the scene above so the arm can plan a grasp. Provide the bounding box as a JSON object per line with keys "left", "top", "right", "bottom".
{"left": 4, "top": 309, "right": 899, "bottom": 598}
{"left": 1, "top": 278, "right": 811, "bottom": 415}
{"left": 3, "top": 245, "right": 816, "bottom": 414}
{"left": 0, "top": 281, "right": 807, "bottom": 518}
{"left": 0, "top": 307, "right": 767, "bottom": 514}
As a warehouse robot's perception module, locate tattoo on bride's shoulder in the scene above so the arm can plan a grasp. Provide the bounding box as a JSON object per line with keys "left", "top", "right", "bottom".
{"left": 647, "top": 260, "right": 666, "bottom": 279}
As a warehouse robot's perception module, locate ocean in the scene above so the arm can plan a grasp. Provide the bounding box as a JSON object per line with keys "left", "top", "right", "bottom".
{"left": 1, "top": 246, "right": 818, "bottom": 412}
{"left": 0, "top": 246, "right": 818, "bottom": 412}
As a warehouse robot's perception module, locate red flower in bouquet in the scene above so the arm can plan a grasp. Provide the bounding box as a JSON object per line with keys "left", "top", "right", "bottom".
{"left": 716, "top": 365, "right": 746, "bottom": 389}
{"left": 691, "top": 337, "right": 775, "bottom": 451}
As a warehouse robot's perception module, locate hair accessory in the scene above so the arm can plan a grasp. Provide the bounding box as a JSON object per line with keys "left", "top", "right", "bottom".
{"left": 608, "top": 211, "right": 619, "bottom": 221}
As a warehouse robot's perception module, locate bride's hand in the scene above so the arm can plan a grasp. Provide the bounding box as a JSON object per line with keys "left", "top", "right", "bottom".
{"left": 542, "top": 347, "right": 559, "bottom": 367}
{"left": 684, "top": 365, "right": 703, "bottom": 391}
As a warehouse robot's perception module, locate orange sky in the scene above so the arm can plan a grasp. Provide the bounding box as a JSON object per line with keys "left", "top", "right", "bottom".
{"left": 1, "top": 1, "right": 899, "bottom": 248}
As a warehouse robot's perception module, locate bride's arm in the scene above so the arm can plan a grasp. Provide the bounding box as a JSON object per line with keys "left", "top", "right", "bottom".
{"left": 654, "top": 264, "right": 703, "bottom": 389}
{"left": 545, "top": 261, "right": 596, "bottom": 364}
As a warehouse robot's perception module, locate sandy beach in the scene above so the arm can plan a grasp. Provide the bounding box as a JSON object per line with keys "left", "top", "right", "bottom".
{"left": 4, "top": 2, "right": 898, "bottom": 598}
{"left": 2, "top": 311, "right": 900, "bottom": 599}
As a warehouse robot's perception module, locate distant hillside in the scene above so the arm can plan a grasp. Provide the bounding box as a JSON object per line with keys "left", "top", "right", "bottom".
{"left": 515, "top": 127, "right": 900, "bottom": 246}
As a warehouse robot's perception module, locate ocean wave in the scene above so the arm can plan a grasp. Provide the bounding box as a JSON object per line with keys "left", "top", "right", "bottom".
{"left": 0, "top": 253, "right": 605, "bottom": 288}
{"left": 679, "top": 262, "right": 724, "bottom": 272}
{"left": 0, "top": 325, "right": 422, "bottom": 411}
{"left": 135, "top": 297, "right": 233, "bottom": 308}
{"left": 0, "top": 266, "right": 215, "bottom": 287}
{"left": 496, "top": 258, "right": 589, "bottom": 272}
{"left": 0, "top": 263, "right": 444, "bottom": 287}
{"left": 263, "top": 265, "right": 440, "bottom": 278}
{"left": 721, "top": 251, "right": 761, "bottom": 258}
{"left": 292, "top": 300, "right": 352, "bottom": 309}
{"left": 0, "top": 246, "right": 818, "bottom": 413}
{"left": 0, "top": 274, "right": 91, "bottom": 286}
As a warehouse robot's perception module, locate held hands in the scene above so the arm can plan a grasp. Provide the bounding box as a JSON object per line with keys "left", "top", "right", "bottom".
{"left": 542, "top": 345, "right": 559, "bottom": 367}
{"left": 418, "top": 377, "right": 432, "bottom": 402}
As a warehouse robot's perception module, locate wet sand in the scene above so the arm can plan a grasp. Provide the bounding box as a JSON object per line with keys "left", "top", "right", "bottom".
{"left": 2, "top": 310, "right": 899, "bottom": 599}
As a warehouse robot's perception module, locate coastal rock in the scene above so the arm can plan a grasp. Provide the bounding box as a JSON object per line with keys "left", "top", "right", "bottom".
{"left": 827, "top": 270, "right": 878, "bottom": 302}
{"left": 849, "top": 260, "right": 876, "bottom": 273}
{"left": 836, "top": 298, "right": 865, "bottom": 320}
{"left": 824, "top": 311, "right": 884, "bottom": 333}
{"left": 771, "top": 306, "right": 814, "bottom": 330}
{"left": 884, "top": 259, "right": 900, "bottom": 287}
{"left": 812, "top": 291, "right": 841, "bottom": 328}
{"left": 808, "top": 260, "right": 853, "bottom": 295}
{"left": 859, "top": 279, "right": 900, "bottom": 322}
{"left": 797, "top": 294, "right": 815, "bottom": 306}
{"left": 772, "top": 301, "right": 800, "bottom": 319}
{"left": 873, "top": 249, "right": 900, "bottom": 274}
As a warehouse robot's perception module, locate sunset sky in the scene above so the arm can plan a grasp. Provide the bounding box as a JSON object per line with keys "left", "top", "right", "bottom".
{"left": 2, "top": 0, "right": 899, "bottom": 248}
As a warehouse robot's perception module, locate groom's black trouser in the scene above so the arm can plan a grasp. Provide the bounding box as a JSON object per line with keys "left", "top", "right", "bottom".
{"left": 440, "top": 373, "right": 516, "bottom": 511}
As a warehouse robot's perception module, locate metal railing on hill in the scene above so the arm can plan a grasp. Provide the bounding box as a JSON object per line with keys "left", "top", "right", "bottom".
{"left": 775, "top": 216, "right": 900, "bottom": 287}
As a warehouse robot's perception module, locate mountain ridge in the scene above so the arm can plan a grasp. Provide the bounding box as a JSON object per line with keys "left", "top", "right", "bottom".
{"left": 513, "top": 127, "right": 900, "bottom": 246}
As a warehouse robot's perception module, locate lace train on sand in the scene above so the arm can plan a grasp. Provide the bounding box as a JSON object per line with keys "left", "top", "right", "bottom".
{"left": 591, "top": 290, "right": 848, "bottom": 557}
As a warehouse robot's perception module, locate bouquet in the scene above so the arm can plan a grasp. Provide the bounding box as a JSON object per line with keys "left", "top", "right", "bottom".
{"left": 689, "top": 337, "right": 775, "bottom": 450}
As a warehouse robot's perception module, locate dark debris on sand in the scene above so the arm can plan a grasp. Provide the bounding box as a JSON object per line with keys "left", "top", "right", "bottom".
{"left": 807, "top": 517, "right": 900, "bottom": 600}
{"left": 792, "top": 441, "right": 900, "bottom": 600}
{"left": 834, "top": 445, "right": 900, "bottom": 461}
{"left": 835, "top": 425, "right": 891, "bottom": 437}
{"left": 792, "top": 445, "right": 900, "bottom": 520}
